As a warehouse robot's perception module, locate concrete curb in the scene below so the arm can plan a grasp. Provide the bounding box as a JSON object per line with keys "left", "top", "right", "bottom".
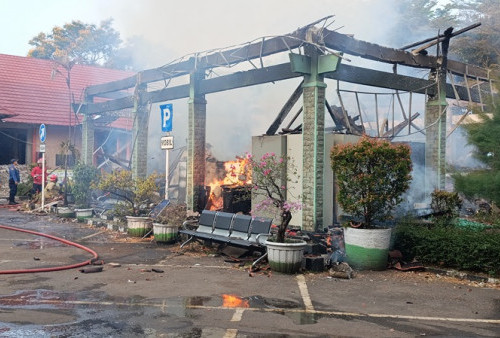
{"left": 425, "top": 266, "right": 500, "bottom": 284}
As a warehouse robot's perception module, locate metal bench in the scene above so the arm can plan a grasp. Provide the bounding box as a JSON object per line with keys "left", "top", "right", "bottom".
{"left": 179, "top": 210, "right": 272, "bottom": 252}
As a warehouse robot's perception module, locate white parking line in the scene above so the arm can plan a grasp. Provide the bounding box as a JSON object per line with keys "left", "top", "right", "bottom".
{"left": 223, "top": 328, "right": 238, "bottom": 338}
{"left": 231, "top": 308, "right": 245, "bottom": 322}
{"left": 296, "top": 274, "right": 314, "bottom": 312}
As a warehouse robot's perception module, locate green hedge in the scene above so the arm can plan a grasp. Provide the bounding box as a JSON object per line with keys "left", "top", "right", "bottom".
{"left": 394, "top": 220, "right": 500, "bottom": 277}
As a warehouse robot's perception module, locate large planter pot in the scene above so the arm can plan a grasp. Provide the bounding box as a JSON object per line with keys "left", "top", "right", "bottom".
{"left": 344, "top": 227, "right": 392, "bottom": 271}
{"left": 126, "top": 216, "right": 153, "bottom": 237}
{"left": 153, "top": 223, "right": 178, "bottom": 243}
{"left": 57, "top": 206, "right": 75, "bottom": 218}
{"left": 265, "top": 239, "right": 307, "bottom": 274}
{"left": 75, "top": 208, "right": 93, "bottom": 222}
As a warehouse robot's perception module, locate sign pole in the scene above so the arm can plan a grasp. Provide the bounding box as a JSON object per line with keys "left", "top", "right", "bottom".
{"left": 165, "top": 146, "right": 169, "bottom": 200}
{"left": 41, "top": 152, "right": 46, "bottom": 210}
{"left": 39, "top": 124, "right": 47, "bottom": 211}
{"left": 160, "top": 103, "right": 173, "bottom": 201}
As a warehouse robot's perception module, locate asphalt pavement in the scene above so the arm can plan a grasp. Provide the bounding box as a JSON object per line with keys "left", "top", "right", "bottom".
{"left": 0, "top": 206, "right": 499, "bottom": 337}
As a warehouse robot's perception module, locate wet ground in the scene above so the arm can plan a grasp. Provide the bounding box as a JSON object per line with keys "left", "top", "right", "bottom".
{"left": 0, "top": 206, "right": 499, "bottom": 337}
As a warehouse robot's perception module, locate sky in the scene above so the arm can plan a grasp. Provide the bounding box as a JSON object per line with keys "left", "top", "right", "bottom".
{"left": 0, "top": 0, "right": 401, "bottom": 62}
{"left": 4, "top": 0, "right": 467, "bottom": 170}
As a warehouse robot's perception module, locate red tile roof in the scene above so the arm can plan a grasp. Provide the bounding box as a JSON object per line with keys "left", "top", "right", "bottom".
{"left": 0, "top": 53, "right": 134, "bottom": 128}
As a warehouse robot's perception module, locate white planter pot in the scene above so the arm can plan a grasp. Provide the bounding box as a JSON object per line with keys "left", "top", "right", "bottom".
{"left": 75, "top": 208, "right": 93, "bottom": 221}
{"left": 344, "top": 227, "right": 392, "bottom": 270}
{"left": 126, "top": 216, "right": 153, "bottom": 237}
{"left": 57, "top": 207, "right": 75, "bottom": 218}
{"left": 153, "top": 223, "right": 178, "bottom": 243}
{"left": 265, "top": 239, "right": 306, "bottom": 273}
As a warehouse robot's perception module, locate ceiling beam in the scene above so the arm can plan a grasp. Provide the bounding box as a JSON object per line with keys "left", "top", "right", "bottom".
{"left": 322, "top": 28, "right": 495, "bottom": 80}
{"left": 78, "top": 61, "right": 483, "bottom": 114}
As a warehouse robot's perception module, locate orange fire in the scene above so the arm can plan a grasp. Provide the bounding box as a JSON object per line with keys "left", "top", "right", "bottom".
{"left": 206, "top": 157, "right": 251, "bottom": 211}
{"left": 222, "top": 294, "right": 249, "bottom": 308}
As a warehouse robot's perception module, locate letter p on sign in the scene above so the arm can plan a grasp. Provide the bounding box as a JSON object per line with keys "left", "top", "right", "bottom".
{"left": 160, "top": 104, "right": 173, "bottom": 132}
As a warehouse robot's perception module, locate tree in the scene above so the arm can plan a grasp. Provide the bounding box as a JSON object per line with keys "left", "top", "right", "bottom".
{"left": 453, "top": 85, "right": 500, "bottom": 205}
{"left": 28, "top": 19, "right": 122, "bottom": 67}
{"left": 444, "top": 0, "right": 500, "bottom": 68}
{"left": 249, "top": 152, "right": 301, "bottom": 243}
{"left": 330, "top": 136, "right": 413, "bottom": 227}
{"left": 97, "top": 170, "right": 161, "bottom": 217}
{"left": 397, "top": 0, "right": 500, "bottom": 68}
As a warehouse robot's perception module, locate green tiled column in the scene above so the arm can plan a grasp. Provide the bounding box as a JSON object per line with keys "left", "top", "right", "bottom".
{"left": 187, "top": 70, "right": 207, "bottom": 212}
{"left": 290, "top": 44, "right": 339, "bottom": 231}
{"left": 132, "top": 83, "right": 148, "bottom": 180}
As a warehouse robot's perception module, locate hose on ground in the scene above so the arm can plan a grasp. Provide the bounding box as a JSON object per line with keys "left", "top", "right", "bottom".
{"left": 0, "top": 223, "right": 99, "bottom": 274}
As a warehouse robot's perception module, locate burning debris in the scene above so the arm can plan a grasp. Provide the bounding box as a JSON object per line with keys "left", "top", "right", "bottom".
{"left": 205, "top": 156, "right": 252, "bottom": 213}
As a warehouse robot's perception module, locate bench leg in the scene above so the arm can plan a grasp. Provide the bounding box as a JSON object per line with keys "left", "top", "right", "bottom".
{"left": 252, "top": 252, "right": 268, "bottom": 268}
{"left": 180, "top": 236, "right": 194, "bottom": 248}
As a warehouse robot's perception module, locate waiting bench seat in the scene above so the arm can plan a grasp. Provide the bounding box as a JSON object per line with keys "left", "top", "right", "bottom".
{"left": 179, "top": 210, "right": 272, "bottom": 250}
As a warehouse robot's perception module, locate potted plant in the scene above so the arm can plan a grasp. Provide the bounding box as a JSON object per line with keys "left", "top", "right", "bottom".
{"left": 59, "top": 140, "right": 79, "bottom": 206}
{"left": 72, "top": 163, "right": 99, "bottom": 221}
{"left": 330, "top": 136, "right": 412, "bottom": 270}
{"left": 97, "top": 169, "right": 161, "bottom": 237}
{"left": 248, "top": 152, "right": 304, "bottom": 273}
{"left": 153, "top": 203, "right": 187, "bottom": 243}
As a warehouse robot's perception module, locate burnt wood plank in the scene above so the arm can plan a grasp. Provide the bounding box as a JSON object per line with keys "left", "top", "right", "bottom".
{"left": 322, "top": 28, "right": 437, "bottom": 69}
{"left": 79, "top": 61, "right": 481, "bottom": 114}
{"left": 323, "top": 28, "right": 496, "bottom": 80}
{"left": 85, "top": 76, "right": 137, "bottom": 96}
{"left": 77, "top": 96, "right": 135, "bottom": 114}
{"left": 198, "top": 63, "right": 300, "bottom": 94}
{"left": 266, "top": 80, "right": 304, "bottom": 135}
{"left": 325, "top": 64, "right": 436, "bottom": 95}
{"left": 143, "top": 85, "right": 190, "bottom": 103}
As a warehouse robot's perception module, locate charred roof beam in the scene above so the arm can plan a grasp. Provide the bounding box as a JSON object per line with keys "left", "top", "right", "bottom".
{"left": 76, "top": 62, "right": 480, "bottom": 115}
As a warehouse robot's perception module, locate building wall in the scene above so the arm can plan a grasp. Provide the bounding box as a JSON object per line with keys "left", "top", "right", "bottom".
{"left": 31, "top": 125, "right": 82, "bottom": 169}
{"left": 251, "top": 133, "right": 360, "bottom": 229}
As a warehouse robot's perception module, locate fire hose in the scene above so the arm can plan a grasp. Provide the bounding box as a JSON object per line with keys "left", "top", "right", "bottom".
{"left": 0, "top": 224, "right": 98, "bottom": 274}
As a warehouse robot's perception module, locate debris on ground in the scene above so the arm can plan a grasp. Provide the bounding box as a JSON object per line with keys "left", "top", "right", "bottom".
{"left": 79, "top": 266, "right": 103, "bottom": 273}
{"left": 388, "top": 250, "right": 425, "bottom": 271}
{"left": 329, "top": 262, "right": 354, "bottom": 279}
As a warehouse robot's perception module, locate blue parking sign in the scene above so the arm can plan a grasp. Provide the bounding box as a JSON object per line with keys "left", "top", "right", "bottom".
{"left": 160, "top": 104, "right": 173, "bottom": 132}
{"left": 39, "top": 124, "right": 46, "bottom": 143}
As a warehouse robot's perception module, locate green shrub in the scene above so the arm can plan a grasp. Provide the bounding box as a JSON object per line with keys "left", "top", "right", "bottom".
{"left": 430, "top": 190, "right": 462, "bottom": 225}
{"left": 330, "top": 136, "right": 412, "bottom": 227}
{"left": 73, "top": 163, "right": 99, "bottom": 208}
{"left": 394, "top": 219, "right": 500, "bottom": 276}
{"left": 97, "top": 169, "right": 161, "bottom": 218}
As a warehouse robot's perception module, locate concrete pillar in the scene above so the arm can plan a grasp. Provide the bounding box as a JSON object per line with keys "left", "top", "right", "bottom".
{"left": 82, "top": 114, "right": 95, "bottom": 165}
{"left": 132, "top": 83, "right": 148, "bottom": 179}
{"left": 289, "top": 32, "right": 340, "bottom": 231}
{"left": 186, "top": 70, "right": 207, "bottom": 212}
{"left": 301, "top": 52, "right": 326, "bottom": 231}
{"left": 425, "top": 33, "right": 450, "bottom": 193}
{"left": 425, "top": 79, "right": 447, "bottom": 192}
{"left": 81, "top": 93, "right": 95, "bottom": 165}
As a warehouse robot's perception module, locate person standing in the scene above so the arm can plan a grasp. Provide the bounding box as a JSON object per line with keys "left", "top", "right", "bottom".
{"left": 31, "top": 158, "right": 47, "bottom": 195}
{"left": 8, "top": 158, "right": 20, "bottom": 205}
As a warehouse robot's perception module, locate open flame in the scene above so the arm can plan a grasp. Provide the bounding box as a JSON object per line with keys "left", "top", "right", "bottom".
{"left": 206, "top": 156, "right": 251, "bottom": 211}
{"left": 222, "top": 294, "right": 249, "bottom": 308}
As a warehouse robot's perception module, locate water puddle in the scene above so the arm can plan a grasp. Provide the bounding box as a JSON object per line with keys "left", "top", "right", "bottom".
{"left": 0, "top": 290, "right": 328, "bottom": 331}
{"left": 12, "top": 239, "right": 66, "bottom": 249}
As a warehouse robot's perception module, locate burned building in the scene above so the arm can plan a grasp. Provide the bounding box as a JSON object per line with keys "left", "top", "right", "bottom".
{"left": 76, "top": 18, "right": 496, "bottom": 230}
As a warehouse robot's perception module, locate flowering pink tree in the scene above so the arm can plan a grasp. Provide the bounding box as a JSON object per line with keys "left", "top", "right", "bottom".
{"left": 247, "top": 152, "right": 301, "bottom": 243}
